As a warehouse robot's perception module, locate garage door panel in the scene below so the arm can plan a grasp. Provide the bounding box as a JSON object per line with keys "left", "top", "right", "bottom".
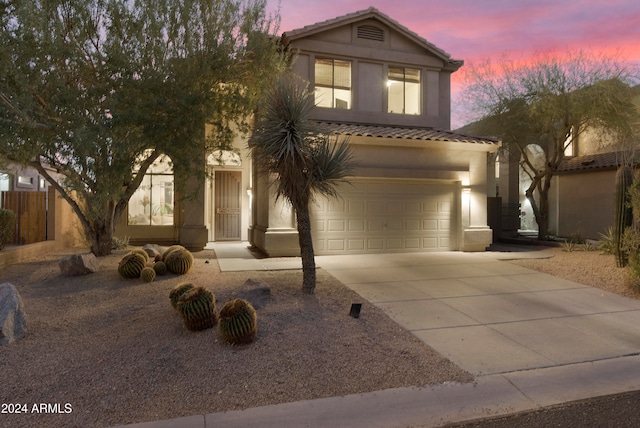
{"left": 348, "top": 219, "right": 365, "bottom": 232}
{"left": 312, "top": 180, "right": 457, "bottom": 254}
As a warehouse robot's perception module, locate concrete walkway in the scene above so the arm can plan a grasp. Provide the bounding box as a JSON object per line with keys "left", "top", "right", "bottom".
{"left": 112, "top": 243, "right": 640, "bottom": 427}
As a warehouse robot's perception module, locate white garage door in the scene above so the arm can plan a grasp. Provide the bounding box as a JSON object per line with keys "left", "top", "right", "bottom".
{"left": 312, "top": 180, "right": 457, "bottom": 254}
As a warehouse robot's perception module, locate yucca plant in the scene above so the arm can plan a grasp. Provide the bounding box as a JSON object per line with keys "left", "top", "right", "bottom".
{"left": 249, "top": 74, "right": 355, "bottom": 293}
{"left": 218, "top": 299, "right": 257, "bottom": 344}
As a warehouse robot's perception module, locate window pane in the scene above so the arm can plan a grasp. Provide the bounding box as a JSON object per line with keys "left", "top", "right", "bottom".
{"left": 333, "top": 60, "right": 351, "bottom": 90}
{"left": 405, "top": 80, "right": 420, "bottom": 115}
{"left": 151, "top": 176, "right": 174, "bottom": 225}
{"left": 129, "top": 176, "right": 152, "bottom": 225}
{"left": 387, "top": 80, "right": 404, "bottom": 114}
{"left": 315, "top": 86, "right": 333, "bottom": 107}
{"left": 315, "top": 58, "right": 334, "bottom": 87}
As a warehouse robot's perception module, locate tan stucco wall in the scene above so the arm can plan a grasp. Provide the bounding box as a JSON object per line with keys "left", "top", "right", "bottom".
{"left": 549, "top": 170, "right": 616, "bottom": 240}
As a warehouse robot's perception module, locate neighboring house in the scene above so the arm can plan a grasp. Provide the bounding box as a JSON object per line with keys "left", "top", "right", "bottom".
{"left": 549, "top": 150, "right": 637, "bottom": 240}
{"left": 116, "top": 7, "right": 500, "bottom": 254}
{"left": 491, "top": 125, "right": 638, "bottom": 241}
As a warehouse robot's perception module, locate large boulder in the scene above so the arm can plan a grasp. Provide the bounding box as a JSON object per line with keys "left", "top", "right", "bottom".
{"left": 0, "top": 283, "right": 27, "bottom": 345}
{"left": 142, "top": 244, "right": 164, "bottom": 260}
{"left": 58, "top": 253, "right": 99, "bottom": 276}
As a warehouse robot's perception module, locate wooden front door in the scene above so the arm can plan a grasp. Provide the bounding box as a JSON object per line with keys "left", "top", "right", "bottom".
{"left": 214, "top": 171, "right": 242, "bottom": 240}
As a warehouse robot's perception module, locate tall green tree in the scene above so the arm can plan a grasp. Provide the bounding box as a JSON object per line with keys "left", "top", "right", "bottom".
{"left": 0, "top": 0, "right": 286, "bottom": 255}
{"left": 461, "top": 50, "right": 639, "bottom": 239}
{"left": 249, "top": 75, "right": 354, "bottom": 294}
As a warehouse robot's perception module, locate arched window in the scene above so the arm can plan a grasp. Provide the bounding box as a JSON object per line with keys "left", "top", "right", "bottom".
{"left": 128, "top": 153, "right": 174, "bottom": 226}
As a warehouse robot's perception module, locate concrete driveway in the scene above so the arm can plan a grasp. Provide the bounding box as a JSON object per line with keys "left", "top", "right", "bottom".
{"left": 315, "top": 250, "right": 640, "bottom": 376}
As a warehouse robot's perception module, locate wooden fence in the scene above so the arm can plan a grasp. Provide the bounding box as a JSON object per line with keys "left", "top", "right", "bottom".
{"left": 1, "top": 191, "right": 47, "bottom": 245}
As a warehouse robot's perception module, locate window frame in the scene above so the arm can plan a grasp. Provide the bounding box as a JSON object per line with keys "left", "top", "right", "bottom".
{"left": 127, "top": 153, "right": 175, "bottom": 226}
{"left": 314, "top": 57, "right": 352, "bottom": 109}
{"left": 387, "top": 66, "right": 421, "bottom": 115}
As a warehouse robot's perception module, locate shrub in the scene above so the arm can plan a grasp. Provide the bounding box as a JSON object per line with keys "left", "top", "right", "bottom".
{"left": 598, "top": 226, "right": 614, "bottom": 255}
{"left": 0, "top": 208, "right": 16, "bottom": 250}
{"left": 118, "top": 252, "right": 147, "bottom": 279}
{"left": 164, "top": 248, "right": 194, "bottom": 275}
{"left": 218, "top": 299, "right": 258, "bottom": 344}
{"left": 111, "top": 235, "right": 130, "bottom": 250}
{"left": 177, "top": 287, "right": 217, "bottom": 331}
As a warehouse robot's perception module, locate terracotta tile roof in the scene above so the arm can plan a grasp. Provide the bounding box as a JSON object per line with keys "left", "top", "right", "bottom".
{"left": 557, "top": 151, "right": 636, "bottom": 173}
{"left": 282, "top": 7, "right": 461, "bottom": 66}
{"left": 317, "top": 121, "right": 500, "bottom": 146}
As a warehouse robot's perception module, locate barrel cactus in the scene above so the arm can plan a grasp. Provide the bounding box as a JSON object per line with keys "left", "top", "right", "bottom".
{"left": 140, "top": 266, "right": 156, "bottom": 283}
{"left": 118, "top": 252, "right": 147, "bottom": 279}
{"left": 614, "top": 166, "right": 634, "bottom": 267}
{"left": 164, "top": 248, "right": 194, "bottom": 275}
{"left": 153, "top": 261, "right": 168, "bottom": 276}
{"left": 218, "top": 299, "right": 258, "bottom": 344}
{"left": 131, "top": 248, "right": 150, "bottom": 264}
{"left": 169, "top": 282, "right": 195, "bottom": 310}
{"left": 162, "top": 245, "right": 186, "bottom": 261}
{"left": 177, "top": 287, "right": 217, "bottom": 331}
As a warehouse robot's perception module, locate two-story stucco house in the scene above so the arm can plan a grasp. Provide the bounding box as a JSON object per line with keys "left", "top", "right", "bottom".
{"left": 115, "top": 8, "right": 499, "bottom": 254}
{"left": 248, "top": 8, "right": 499, "bottom": 256}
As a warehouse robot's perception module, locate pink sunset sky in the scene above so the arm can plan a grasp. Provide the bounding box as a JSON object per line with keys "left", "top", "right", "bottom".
{"left": 266, "top": 0, "right": 640, "bottom": 128}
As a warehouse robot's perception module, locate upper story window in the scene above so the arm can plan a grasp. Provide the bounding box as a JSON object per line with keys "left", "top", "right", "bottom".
{"left": 387, "top": 67, "right": 421, "bottom": 115}
{"left": 314, "top": 58, "right": 351, "bottom": 109}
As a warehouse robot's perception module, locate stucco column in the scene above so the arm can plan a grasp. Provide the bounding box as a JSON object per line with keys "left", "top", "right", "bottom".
{"left": 249, "top": 172, "right": 299, "bottom": 256}
{"left": 462, "top": 152, "right": 493, "bottom": 251}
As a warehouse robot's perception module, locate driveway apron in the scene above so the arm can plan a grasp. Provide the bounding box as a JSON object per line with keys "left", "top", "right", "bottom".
{"left": 316, "top": 251, "right": 640, "bottom": 376}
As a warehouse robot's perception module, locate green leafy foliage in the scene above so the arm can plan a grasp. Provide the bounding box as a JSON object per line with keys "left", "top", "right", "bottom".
{"left": 0, "top": 0, "right": 287, "bottom": 256}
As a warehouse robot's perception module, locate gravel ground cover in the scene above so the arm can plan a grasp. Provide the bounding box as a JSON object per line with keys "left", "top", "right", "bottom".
{"left": 0, "top": 248, "right": 471, "bottom": 428}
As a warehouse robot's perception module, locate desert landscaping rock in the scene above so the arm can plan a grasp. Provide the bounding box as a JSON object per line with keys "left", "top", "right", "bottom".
{"left": 0, "top": 282, "right": 27, "bottom": 345}
{"left": 231, "top": 278, "right": 272, "bottom": 309}
{"left": 58, "top": 253, "right": 99, "bottom": 276}
{"left": 142, "top": 243, "right": 165, "bottom": 259}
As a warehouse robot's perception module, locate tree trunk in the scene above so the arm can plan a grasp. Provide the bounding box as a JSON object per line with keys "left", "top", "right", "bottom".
{"left": 89, "top": 218, "right": 115, "bottom": 256}
{"left": 295, "top": 201, "right": 316, "bottom": 294}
